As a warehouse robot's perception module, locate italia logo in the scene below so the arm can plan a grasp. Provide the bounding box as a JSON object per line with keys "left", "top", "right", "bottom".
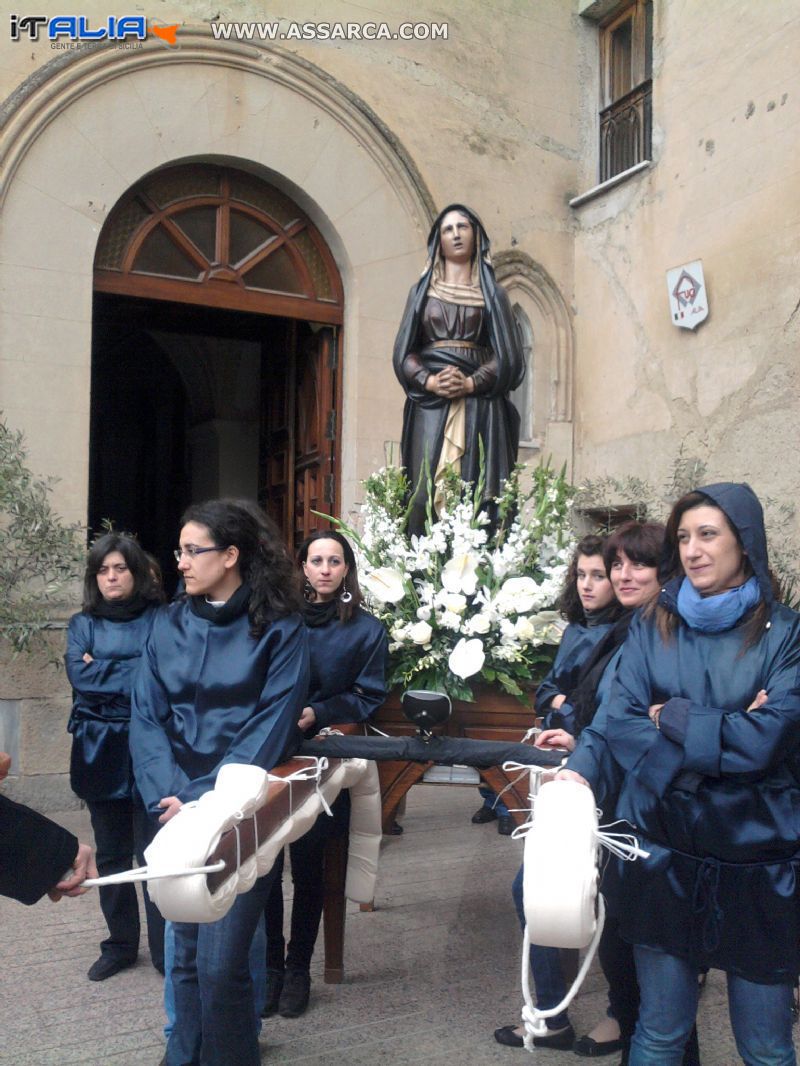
{"left": 9, "top": 15, "right": 180, "bottom": 46}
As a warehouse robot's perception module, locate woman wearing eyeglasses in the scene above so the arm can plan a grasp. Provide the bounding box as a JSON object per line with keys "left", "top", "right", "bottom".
{"left": 65, "top": 532, "right": 165, "bottom": 981}
{"left": 131, "top": 499, "right": 309, "bottom": 1066}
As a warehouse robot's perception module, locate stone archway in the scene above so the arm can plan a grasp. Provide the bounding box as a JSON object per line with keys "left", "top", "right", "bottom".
{"left": 0, "top": 30, "right": 435, "bottom": 524}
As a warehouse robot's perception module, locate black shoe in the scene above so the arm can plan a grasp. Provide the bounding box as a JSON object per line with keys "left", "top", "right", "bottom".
{"left": 279, "top": 968, "right": 311, "bottom": 1018}
{"left": 388, "top": 819, "right": 404, "bottom": 835}
{"left": 472, "top": 806, "right": 498, "bottom": 824}
{"left": 87, "top": 954, "right": 136, "bottom": 982}
{"left": 494, "top": 1024, "right": 575, "bottom": 1050}
{"left": 534, "top": 1024, "right": 575, "bottom": 1050}
{"left": 494, "top": 1025, "right": 524, "bottom": 1048}
{"left": 260, "top": 967, "right": 284, "bottom": 1018}
{"left": 574, "top": 1033, "right": 624, "bottom": 1056}
{"left": 497, "top": 814, "right": 515, "bottom": 836}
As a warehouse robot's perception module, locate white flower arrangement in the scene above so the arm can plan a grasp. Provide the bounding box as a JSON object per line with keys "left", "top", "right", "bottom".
{"left": 321, "top": 460, "right": 575, "bottom": 702}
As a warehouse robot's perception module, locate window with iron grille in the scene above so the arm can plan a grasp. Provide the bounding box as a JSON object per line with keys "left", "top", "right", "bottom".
{"left": 599, "top": 0, "right": 653, "bottom": 181}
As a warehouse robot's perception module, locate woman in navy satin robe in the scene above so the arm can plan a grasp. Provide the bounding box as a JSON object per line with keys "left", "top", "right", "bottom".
{"left": 494, "top": 534, "right": 624, "bottom": 1051}
{"left": 66, "top": 532, "right": 165, "bottom": 981}
{"left": 262, "top": 530, "right": 388, "bottom": 1019}
{"left": 561, "top": 483, "right": 800, "bottom": 1066}
{"left": 131, "top": 500, "right": 309, "bottom": 1066}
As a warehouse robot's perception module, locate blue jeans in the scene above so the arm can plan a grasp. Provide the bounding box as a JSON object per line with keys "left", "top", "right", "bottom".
{"left": 166, "top": 870, "right": 275, "bottom": 1066}
{"left": 631, "top": 944, "right": 797, "bottom": 1066}
{"left": 163, "top": 918, "right": 268, "bottom": 1040}
{"left": 512, "top": 864, "right": 569, "bottom": 1030}
{"left": 479, "top": 784, "right": 509, "bottom": 818}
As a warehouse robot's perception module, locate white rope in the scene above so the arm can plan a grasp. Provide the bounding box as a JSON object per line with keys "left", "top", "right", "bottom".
{"left": 514, "top": 776, "right": 649, "bottom": 1051}
{"left": 275, "top": 756, "right": 333, "bottom": 817}
{"left": 502, "top": 760, "right": 551, "bottom": 808}
{"left": 83, "top": 860, "right": 225, "bottom": 888}
{"left": 520, "top": 895, "right": 606, "bottom": 1050}
{"left": 596, "top": 822, "right": 651, "bottom": 862}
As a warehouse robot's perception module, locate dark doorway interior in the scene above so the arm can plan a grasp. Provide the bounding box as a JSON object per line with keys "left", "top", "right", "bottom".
{"left": 90, "top": 293, "right": 337, "bottom": 595}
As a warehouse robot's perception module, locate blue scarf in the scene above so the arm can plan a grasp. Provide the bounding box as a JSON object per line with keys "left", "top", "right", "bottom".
{"left": 676, "top": 575, "right": 761, "bottom": 632}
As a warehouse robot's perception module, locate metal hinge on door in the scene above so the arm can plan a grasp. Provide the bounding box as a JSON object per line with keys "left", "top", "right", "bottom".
{"left": 324, "top": 474, "right": 335, "bottom": 504}
{"left": 325, "top": 410, "right": 336, "bottom": 440}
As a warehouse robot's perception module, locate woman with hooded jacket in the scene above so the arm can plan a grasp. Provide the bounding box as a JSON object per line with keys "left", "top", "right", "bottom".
{"left": 560, "top": 483, "right": 800, "bottom": 1066}
{"left": 392, "top": 203, "right": 525, "bottom": 533}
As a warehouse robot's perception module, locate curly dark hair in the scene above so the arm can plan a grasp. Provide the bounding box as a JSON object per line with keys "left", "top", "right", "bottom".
{"left": 82, "top": 532, "right": 164, "bottom": 613}
{"left": 298, "top": 530, "right": 363, "bottom": 623}
{"left": 558, "top": 533, "right": 619, "bottom": 624}
{"left": 180, "top": 499, "right": 302, "bottom": 635}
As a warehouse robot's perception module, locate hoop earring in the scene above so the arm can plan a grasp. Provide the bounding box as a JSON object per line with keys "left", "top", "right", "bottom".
{"left": 303, "top": 578, "right": 315, "bottom": 602}
{"left": 339, "top": 578, "right": 353, "bottom": 604}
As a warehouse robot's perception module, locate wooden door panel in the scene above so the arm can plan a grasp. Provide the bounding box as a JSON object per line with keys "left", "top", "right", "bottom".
{"left": 260, "top": 322, "right": 340, "bottom": 548}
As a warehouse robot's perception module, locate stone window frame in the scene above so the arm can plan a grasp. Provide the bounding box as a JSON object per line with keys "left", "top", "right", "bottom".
{"left": 494, "top": 252, "right": 574, "bottom": 457}
{"left": 572, "top": 0, "right": 654, "bottom": 208}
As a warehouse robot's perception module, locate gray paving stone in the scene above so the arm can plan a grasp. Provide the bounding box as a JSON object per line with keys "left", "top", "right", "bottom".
{"left": 2, "top": 786, "right": 799, "bottom": 1064}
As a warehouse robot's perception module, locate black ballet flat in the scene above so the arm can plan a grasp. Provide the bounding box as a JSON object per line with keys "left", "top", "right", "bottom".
{"left": 574, "top": 1032, "right": 624, "bottom": 1056}
{"left": 493, "top": 1023, "right": 575, "bottom": 1050}
{"left": 494, "top": 1025, "right": 524, "bottom": 1048}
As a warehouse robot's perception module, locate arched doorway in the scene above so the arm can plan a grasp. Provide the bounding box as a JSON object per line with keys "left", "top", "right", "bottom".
{"left": 91, "top": 163, "right": 344, "bottom": 579}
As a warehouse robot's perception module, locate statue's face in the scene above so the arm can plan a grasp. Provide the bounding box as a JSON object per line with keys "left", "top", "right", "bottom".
{"left": 438, "top": 210, "right": 474, "bottom": 264}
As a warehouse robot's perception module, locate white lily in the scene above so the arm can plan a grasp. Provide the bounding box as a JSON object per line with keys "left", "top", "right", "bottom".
{"left": 363, "top": 567, "right": 406, "bottom": 604}
{"left": 448, "top": 637, "right": 486, "bottom": 679}
{"left": 441, "top": 551, "right": 480, "bottom": 595}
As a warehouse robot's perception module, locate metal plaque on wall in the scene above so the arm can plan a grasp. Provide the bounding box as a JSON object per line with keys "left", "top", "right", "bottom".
{"left": 666, "top": 260, "right": 708, "bottom": 330}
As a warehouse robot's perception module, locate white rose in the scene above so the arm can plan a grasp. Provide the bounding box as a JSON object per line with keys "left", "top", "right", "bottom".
{"left": 416, "top": 606, "right": 432, "bottom": 621}
{"left": 470, "top": 613, "right": 492, "bottom": 635}
{"left": 496, "top": 576, "right": 538, "bottom": 614}
{"left": 407, "top": 620, "right": 433, "bottom": 645}
{"left": 514, "top": 616, "right": 535, "bottom": 641}
{"left": 442, "top": 592, "right": 467, "bottom": 614}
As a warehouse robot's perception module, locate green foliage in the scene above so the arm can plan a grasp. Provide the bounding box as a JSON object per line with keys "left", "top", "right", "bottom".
{"left": 0, "top": 417, "right": 84, "bottom": 654}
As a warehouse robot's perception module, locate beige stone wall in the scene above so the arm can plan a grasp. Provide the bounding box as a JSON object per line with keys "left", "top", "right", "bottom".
{"left": 6, "top": 2, "right": 799, "bottom": 803}
{"left": 0, "top": 635, "right": 76, "bottom": 809}
{"left": 0, "top": 0, "right": 580, "bottom": 527}
{"left": 0, "top": 3, "right": 581, "bottom": 803}
{"left": 571, "top": 1, "right": 800, "bottom": 514}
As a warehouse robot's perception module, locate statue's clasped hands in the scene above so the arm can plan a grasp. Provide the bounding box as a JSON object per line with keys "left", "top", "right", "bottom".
{"left": 426, "top": 366, "right": 475, "bottom": 398}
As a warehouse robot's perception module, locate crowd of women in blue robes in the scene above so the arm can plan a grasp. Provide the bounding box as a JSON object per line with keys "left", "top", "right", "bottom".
{"left": 64, "top": 480, "right": 800, "bottom": 1066}
{"left": 65, "top": 499, "right": 387, "bottom": 1065}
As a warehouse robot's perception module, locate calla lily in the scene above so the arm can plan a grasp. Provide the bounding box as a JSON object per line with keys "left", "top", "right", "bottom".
{"left": 448, "top": 637, "right": 485, "bottom": 679}
{"left": 363, "top": 567, "right": 406, "bottom": 604}
{"left": 442, "top": 551, "right": 480, "bottom": 595}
